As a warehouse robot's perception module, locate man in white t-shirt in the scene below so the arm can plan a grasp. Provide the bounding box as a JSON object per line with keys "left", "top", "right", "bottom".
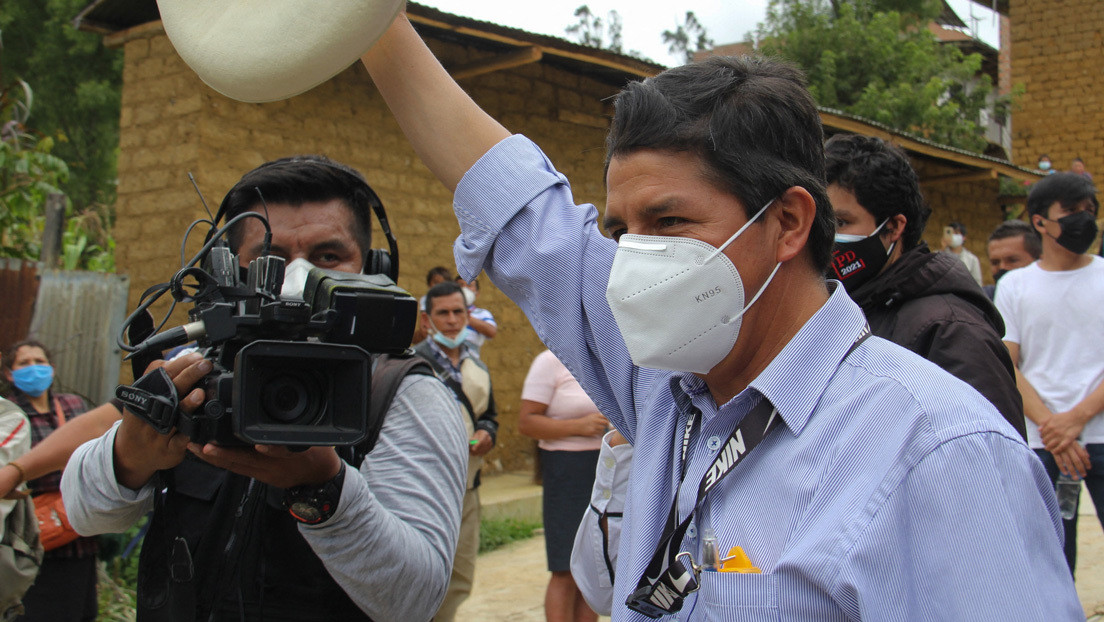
{"left": 995, "top": 172, "right": 1104, "bottom": 575}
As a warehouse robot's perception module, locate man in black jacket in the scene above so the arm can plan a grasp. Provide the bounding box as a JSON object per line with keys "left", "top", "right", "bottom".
{"left": 825, "top": 134, "right": 1026, "bottom": 439}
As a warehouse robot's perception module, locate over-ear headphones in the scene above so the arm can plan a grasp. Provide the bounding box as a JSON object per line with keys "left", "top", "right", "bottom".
{"left": 359, "top": 181, "right": 400, "bottom": 282}
{"left": 208, "top": 156, "right": 401, "bottom": 282}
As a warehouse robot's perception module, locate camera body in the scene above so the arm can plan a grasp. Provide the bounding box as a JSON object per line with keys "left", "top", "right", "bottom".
{"left": 123, "top": 246, "right": 417, "bottom": 447}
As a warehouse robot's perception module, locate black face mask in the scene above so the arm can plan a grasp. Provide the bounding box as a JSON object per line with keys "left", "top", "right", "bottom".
{"left": 830, "top": 221, "right": 895, "bottom": 293}
{"left": 1043, "top": 210, "right": 1098, "bottom": 255}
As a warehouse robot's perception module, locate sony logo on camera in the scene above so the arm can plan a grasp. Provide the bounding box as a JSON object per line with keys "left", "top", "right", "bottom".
{"left": 116, "top": 388, "right": 150, "bottom": 410}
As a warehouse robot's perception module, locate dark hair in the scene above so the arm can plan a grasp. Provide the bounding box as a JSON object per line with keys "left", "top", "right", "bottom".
{"left": 605, "top": 55, "right": 834, "bottom": 271}
{"left": 424, "top": 281, "right": 465, "bottom": 314}
{"left": 426, "top": 266, "right": 452, "bottom": 285}
{"left": 988, "top": 220, "right": 1042, "bottom": 259}
{"left": 219, "top": 155, "right": 374, "bottom": 265}
{"left": 3, "top": 339, "right": 52, "bottom": 371}
{"left": 947, "top": 221, "right": 966, "bottom": 236}
{"left": 1026, "top": 172, "right": 1099, "bottom": 219}
{"left": 1073, "top": 157, "right": 1085, "bottom": 165}
{"left": 824, "top": 134, "right": 930, "bottom": 249}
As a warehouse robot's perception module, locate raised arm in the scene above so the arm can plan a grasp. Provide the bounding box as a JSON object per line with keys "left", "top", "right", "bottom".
{"left": 0, "top": 402, "right": 121, "bottom": 498}
{"left": 361, "top": 13, "right": 510, "bottom": 191}
{"left": 362, "top": 12, "right": 646, "bottom": 441}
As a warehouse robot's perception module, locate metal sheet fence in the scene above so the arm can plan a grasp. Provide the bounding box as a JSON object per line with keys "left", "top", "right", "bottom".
{"left": 27, "top": 269, "right": 130, "bottom": 404}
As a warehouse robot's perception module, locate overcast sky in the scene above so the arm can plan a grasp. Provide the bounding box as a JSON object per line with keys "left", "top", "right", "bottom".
{"left": 419, "top": 0, "right": 1000, "bottom": 67}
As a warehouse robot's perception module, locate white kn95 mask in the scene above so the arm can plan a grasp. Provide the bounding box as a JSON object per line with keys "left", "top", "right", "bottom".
{"left": 605, "top": 199, "right": 780, "bottom": 374}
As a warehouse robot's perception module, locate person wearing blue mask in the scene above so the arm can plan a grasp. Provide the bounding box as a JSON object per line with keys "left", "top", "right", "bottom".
{"left": 412, "top": 280, "right": 497, "bottom": 621}
{"left": 2, "top": 340, "right": 98, "bottom": 622}
{"left": 825, "top": 134, "right": 1026, "bottom": 440}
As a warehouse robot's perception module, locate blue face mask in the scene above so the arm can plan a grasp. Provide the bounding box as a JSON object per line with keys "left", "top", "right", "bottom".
{"left": 429, "top": 317, "right": 468, "bottom": 350}
{"left": 12, "top": 364, "right": 54, "bottom": 397}
{"left": 432, "top": 330, "right": 467, "bottom": 350}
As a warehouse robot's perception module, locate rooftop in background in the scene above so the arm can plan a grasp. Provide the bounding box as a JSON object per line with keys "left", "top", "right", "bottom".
{"left": 74, "top": 0, "right": 665, "bottom": 86}
{"left": 74, "top": 0, "right": 1039, "bottom": 184}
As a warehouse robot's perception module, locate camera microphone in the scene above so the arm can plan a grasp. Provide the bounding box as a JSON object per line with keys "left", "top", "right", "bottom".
{"left": 126, "top": 320, "right": 207, "bottom": 360}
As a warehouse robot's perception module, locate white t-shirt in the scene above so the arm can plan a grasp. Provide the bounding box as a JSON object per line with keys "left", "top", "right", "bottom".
{"left": 996, "top": 256, "right": 1104, "bottom": 447}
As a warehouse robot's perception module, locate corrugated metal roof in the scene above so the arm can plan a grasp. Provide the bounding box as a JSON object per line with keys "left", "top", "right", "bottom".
{"left": 819, "top": 106, "right": 1040, "bottom": 182}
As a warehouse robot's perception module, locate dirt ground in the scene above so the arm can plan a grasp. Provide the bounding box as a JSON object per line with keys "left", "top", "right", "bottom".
{"left": 461, "top": 508, "right": 1104, "bottom": 620}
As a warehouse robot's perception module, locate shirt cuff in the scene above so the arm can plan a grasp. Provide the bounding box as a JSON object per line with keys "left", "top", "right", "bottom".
{"left": 452, "top": 134, "right": 571, "bottom": 281}
{"left": 589, "top": 431, "right": 633, "bottom": 513}
{"left": 100, "top": 422, "right": 155, "bottom": 501}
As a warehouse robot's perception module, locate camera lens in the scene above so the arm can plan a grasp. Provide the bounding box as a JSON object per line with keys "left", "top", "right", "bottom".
{"left": 260, "top": 373, "right": 322, "bottom": 424}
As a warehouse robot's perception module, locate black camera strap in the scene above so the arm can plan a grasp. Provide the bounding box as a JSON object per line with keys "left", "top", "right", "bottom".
{"left": 115, "top": 367, "right": 181, "bottom": 434}
{"left": 626, "top": 326, "right": 870, "bottom": 618}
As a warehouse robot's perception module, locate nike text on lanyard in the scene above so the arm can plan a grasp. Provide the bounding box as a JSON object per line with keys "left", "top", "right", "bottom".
{"left": 625, "top": 326, "right": 871, "bottom": 618}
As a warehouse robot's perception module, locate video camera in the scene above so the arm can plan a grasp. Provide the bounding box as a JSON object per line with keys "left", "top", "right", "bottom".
{"left": 115, "top": 174, "right": 416, "bottom": 447}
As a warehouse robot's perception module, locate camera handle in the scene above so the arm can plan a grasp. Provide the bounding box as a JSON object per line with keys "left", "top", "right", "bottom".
{"left": 115, "top": 367, "right": 182, "bottom": 435}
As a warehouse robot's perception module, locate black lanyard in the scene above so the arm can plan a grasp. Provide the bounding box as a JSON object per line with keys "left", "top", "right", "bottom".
{"left": 626, "top": 326, "right": 870, "bottom": 618}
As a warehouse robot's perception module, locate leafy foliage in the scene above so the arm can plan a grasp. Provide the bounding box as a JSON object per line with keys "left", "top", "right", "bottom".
{"left": 565, "top": 5, "right": 625, "bottom": 54}
{"left": 662, "top": 12, "right": 714, "bottom": 64}
{"left": 0, "top": 80, "right": 114, "bottom": 271}
{"left": 756, "top": 0, "right": 1001, "bottom": 153}
{"left": 95, "top": 517, "right": 146, "bottom": 621}
{"left": 0, "top": 0, "right": 123, "bottom": 211}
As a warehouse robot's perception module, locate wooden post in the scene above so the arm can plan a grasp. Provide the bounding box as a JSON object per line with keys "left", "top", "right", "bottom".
{"left": 40, "top": 193, "right": 66, "bottom": 269}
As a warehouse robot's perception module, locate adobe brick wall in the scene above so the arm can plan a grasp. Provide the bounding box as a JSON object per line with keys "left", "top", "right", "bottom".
{"left": 916, "top": 160, "right": 1003, "bottom": 278}
{"left": 113, "top": 26, "right": 615, "bottom": 472}
{"left": 1009, "top": 0, "right": 1104, "bottom": 179}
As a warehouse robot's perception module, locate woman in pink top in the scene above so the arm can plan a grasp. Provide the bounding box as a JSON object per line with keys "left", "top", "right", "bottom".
{"left": 520, "top": 350, "right": 608, "bottom": 622}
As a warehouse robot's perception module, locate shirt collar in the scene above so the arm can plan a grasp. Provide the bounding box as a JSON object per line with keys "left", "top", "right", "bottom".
{"left": 673, "top": 283, "right": 868, "bottom": 436}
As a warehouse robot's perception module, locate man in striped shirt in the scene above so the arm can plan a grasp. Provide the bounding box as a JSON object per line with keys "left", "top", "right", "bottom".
{"left": 361, "top": 11, "right": 1081, "bottom": 620}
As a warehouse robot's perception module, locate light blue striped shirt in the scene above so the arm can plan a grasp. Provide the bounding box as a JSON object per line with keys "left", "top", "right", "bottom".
{"left": 453, "top": 135, "right": 1081, "bottom": 620}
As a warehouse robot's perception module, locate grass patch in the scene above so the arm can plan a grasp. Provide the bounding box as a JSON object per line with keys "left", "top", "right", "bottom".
{"left": 479, "top": 517, "right": 542, "bottom": 554}
{"left": 95, "top": 516, "right": 146, "bottom": 621}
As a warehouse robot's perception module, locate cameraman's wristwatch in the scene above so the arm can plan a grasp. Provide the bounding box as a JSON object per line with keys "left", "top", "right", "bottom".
{"left": 283, "top": 461, "right": 347, "bottom": 525}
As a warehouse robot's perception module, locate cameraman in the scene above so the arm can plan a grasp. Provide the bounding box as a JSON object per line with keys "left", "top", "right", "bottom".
{"left": 57, "top": 157, "right": 469, "bottom": 621}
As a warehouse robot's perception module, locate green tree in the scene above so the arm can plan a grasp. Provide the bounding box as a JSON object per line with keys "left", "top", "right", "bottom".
{"left": 0, "top": 80, "right": 114, "bottom": 271}
{"left": 662, "top": 12, "right": 714, "bottom": 64}
{"left": 565, "top": 4, "right": 624, "bottom": 54}
{"left": 756, "top": 0, "right": 998, "bottom": 153}
{"left": 0, "top": 0, "right": 123, "bottom": 211}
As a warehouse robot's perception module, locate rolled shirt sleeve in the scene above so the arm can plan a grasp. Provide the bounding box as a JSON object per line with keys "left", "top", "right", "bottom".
{"left": 571, "top": 430, "right": 634, "bottom": 616}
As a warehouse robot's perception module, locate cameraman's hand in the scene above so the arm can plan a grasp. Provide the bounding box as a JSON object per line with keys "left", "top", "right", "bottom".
{"left": 189, "top": 443, "right": 342, "bottom": 489}
{"left": 113, "top": 353, "right": 210, "bottom": 490}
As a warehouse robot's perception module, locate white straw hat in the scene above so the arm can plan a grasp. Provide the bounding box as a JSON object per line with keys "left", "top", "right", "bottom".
{"left": 156, "top": 0, "right": 405, "bottom": 103}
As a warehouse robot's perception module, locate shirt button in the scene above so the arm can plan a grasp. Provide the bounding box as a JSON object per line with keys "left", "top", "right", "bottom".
{"left": 604, "top": 457, "right": 616, "bottom": 469}
{"left": 687, "top": 523, "right": 697, "bottom": 540}
{"left": 602, "top": 489, "right": 611, "bottom": 500}
{"left": 706, "top": 435, "right": 722, "bottom": 451}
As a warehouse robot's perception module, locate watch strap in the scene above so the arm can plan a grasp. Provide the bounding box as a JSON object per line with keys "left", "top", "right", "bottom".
{"left": 283, "top": 461, "right": 347, "bottom": 525}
